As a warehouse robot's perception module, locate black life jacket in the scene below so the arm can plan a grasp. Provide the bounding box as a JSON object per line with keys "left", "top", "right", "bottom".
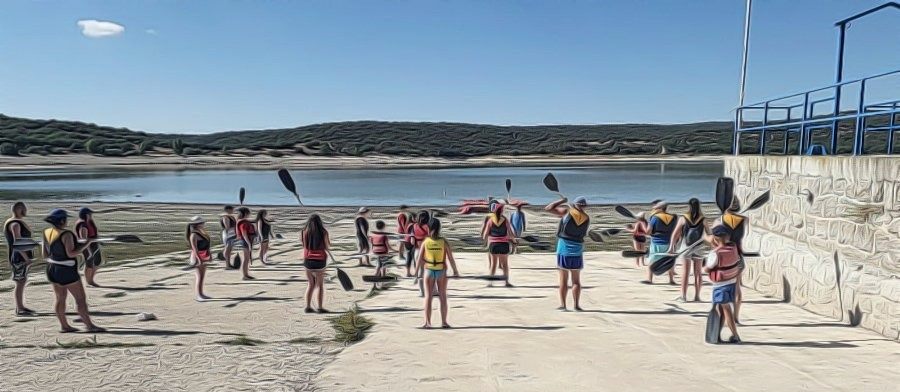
{"left": 4, "top": 218, "right": 32, "bottom": 258}
{"left": 557, "top": 212, "right": 589, "bottom": 243}
{"left": 681, "top": 214, "right": 705, "bottom": 246}
{"left": 722, "top": 212, "right": 747, "bottom": 250}
{"left": 43, "top": 228, "right": 76, "bottom": 262}
{"left": 650, "top": 212, "right": 676, "bottom": 243}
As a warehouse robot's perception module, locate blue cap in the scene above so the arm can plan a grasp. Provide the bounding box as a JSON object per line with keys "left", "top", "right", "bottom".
{"left": 78, "top": 207, "right": 94, "bottom": 218}
{"left": 44, "top": 209, "right": 71, "bottom": 224}
{"left": 574, "top": 196, "right": 587, "bottom": 206}
{"left": 712, "top": 225, "right": 731, "bottom": 236}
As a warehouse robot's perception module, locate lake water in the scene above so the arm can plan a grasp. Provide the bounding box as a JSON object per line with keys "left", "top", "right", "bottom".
{"left": 0, "top": 161, "right": 722, "bottom": 206}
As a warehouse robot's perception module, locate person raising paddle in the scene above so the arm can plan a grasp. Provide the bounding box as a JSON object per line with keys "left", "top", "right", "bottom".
{"left": 718, "top": 197, "right": 749, "bottom": 324}
{"left": 669, "top": 198, "right": 708, "bottom": 302}
{"left": 481, "top": 202, "right": 515, "bottom": 287}
{"left": 702, "top": 225, "right": 742, "bottom": 344}
{"left": 646, "top": 201, "right": 677, "bottom": 285}
{"left": 301, "top": 214, "right": 330, "bottom": 313}
{"left": 220, "top": 206, "right": 237, "bottom": 270}
{"left": 235, "top": 207, "right": 256, "bottom": 280}
{"left": 75, "top": 207, "right": 102, "bottom": 287}
{"left": 416, "top": 218, "right": 459, "bottom": 329}
{"left": 4, "top": 202, "right": 35, "bottom": 316}
{"left": 41, "top": 209, "right": 105, "bottom": 333}
{"left": 545, "top": 196, "right": 590, "bottom": 311}
{"left": 187, "top": 216, "right": 212, "bottom": 301}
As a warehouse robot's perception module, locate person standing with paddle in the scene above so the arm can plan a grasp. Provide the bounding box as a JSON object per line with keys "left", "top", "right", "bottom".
{"left": 481, "top": 202, "right": 515, "bottom": 287}
{"left": 668, "top": 198, "right": 708, "bottom": 302}
{"left": 41, "top": 209, "right": 105, "bottom": 333}
{"left": 4, "top": 202, "right": 35, "bottom": 316}
{"left": 645, "top": 202, "right": 677, "bottom": 285}
{"left": 220, "top": 206, "right": 237, "bottom": 270}
{"left": 396, "top": 205, "right": 415, "bottom": 277}
{"left": 75, "top": 208, "right": 102, "bottom": 287}
{"left": 702, "top": 226, "right": 742, "bottom": 344}
{"left": 355, "top": 207, "right": 372, "bottom": 267}
{"left": 415, "top": 218, "right": 459, "bottom": 328}
{"left": 256, "top": 210, "right": 273, "bottom": 265}
{"left": 301, "top": 214, "right": 331, "bottom": 313}
{"left": 187, "top": 216, "right": 212, "bottom": 301}
{"left": 545, "top": 196, "right": 590, "bottom": 311}
{"left": 235, "top": 207, "right": 256, "bottom": 280}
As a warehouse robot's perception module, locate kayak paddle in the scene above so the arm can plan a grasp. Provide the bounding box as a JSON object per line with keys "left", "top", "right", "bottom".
{"left": 277, "top": 168, "right": 303, "bottom": 206}
{"left": 505, "top": 178, "right": 512, "bottom": 202}
{"left": 542, "top": 172, "right": 565, "bottom": 199}
{"left": 715, "top": 177, "right": 735, "bottom": 213}
{"left": 741, "top": 190, "right": 770, "bottom": 213}
{"left": 239, "top": 187, "right": 246, "bottom": 205}
{"left": 650, "top": 239, "right": 704, "bottom": 276}
{"left": 614, "top": 205, "right": 636, "bottom": 219}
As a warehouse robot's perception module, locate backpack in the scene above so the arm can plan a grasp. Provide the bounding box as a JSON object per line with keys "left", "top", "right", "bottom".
{"left": 682, "top": 215, "right": 704, "bottom": 246}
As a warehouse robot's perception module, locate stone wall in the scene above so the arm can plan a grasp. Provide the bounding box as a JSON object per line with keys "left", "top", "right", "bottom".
{"left": 725, "top": 156, "right": 899, "bottom": 341}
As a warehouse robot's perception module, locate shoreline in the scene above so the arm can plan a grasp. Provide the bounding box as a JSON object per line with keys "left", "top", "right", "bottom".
{"left": 0, "top": 154, "right": 724, "bottom": 171}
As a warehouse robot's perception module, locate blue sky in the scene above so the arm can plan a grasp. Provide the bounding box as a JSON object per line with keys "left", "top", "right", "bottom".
{"left": 0, "top": 0, "right": 897, "bottom": 133}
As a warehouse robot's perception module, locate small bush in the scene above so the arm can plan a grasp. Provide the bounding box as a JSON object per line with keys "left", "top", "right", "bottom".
{"left": 172, "top": 139, "right": 184, "bottom": 155}
{"left": 0, "top": 142, "right": 19, "bottom": 156}
{"left": 85, "top": 139, "right": 100, "bottom": 154}
{"left": 182, "top": 147, "right": 203, "bottom": 156}
{"left": 268, "top": 150, "right": 284, "bottom": 157}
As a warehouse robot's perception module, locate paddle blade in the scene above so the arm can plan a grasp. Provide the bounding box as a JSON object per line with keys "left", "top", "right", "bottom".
{"left": 716, "top": 177, "right": 735, "bottom": 213}
{"left": 705, "top": 305, "right": 722, "bottom": 344}
{"left": 239, "top": 187, "right": 246, "bottom": 205}
{"left": 601, "top": 228, "right": 622, "bottom": 237}
{"left": 275, "top": 233, "right": 284, "bottom": 240}
{"left": 216, "top": 252, "right": 225, "bottom": 261}
{"left": 232, "top": 254, "right": 242, "bottom": 269}
{"left": 614, "top": 205, "right": 636, "bottom": 219}
{"left": 505, "top": 178, "right": 512, "bottom": 193}
{"left": 362, "top": 275, "right": 398, "bottom": 283}
{"left": 336, "top": 268, "right": 353, "bottom": 291}
{"left": 542, "top": 173, "right": 560, "bottom": 193}
{"left": 743, "top": 190, "right": 771, "bottom": 212}
{"left": 112, "top": 234, "right": 143, "bottom": 243}
{"left": 588, "top": 231, "right": 604, "bottom": 243}
{"left": 277, "top": 169, "right": 298, "bottom": 195}
{"left": 521, "top": 235, "right": 540, "bottom": 243}
{"left": 650, "top": 255, "right": 677, "bottom": 276}
{"left": 622, "top": 250, "right": 648, "bottom": 258}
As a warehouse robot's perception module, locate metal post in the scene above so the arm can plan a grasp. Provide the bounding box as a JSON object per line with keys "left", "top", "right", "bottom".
{"left": 853, "top": 80, "right": 867, "bottom": 155}
{"left": 735, "top": 0, "right": 752, "bottom": 155}
{"left": 888, "top": 102, "right": 896, "bottom": 154}
{"left": 733, "top": 110, "right": 741, "bottom": 155}
{"left": 830, "top": 24, "right": 847, "bottom": 155}
{"left": 760, "top": 101, "right": 769, "bottom": 154}
{"left": 800, "top": 92, "right": 810, "bottom": 153}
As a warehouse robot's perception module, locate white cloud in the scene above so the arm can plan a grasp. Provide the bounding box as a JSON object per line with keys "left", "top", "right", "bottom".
{"left": 76, "top": 19, "right": 125, "bottom": 38}
{"left": 145, "top": 29, "right": 157, "bottom": 35}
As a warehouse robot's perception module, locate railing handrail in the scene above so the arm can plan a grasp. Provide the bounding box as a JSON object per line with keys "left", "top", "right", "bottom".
{"left": 738, "top": 68, "right": 900, "bottom": 109}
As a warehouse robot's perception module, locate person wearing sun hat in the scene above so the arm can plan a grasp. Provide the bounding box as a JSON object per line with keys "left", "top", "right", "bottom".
{"left": 186, "top": 215, "right": 212, "bottom": 301}
{"left": 545, "top": 195, "right": 590, "bottom": 311}
{"left": 75, "top": 207, "right": 103, "bottom": 287}
{"left": 41, "top": 208, "right": 105, "bottom": 333}
{"left": 355, "top": 207, "right": 371, "bottom": 267}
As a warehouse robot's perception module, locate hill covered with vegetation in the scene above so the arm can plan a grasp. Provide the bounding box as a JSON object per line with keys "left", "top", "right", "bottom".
{"left": 0, "top": 114, "right": 737, "bottom": 158}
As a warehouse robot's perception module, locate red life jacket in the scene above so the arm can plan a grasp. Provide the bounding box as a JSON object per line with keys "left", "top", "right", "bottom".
{"left": 303, "top": 230, "right": 327, "bottom": 260}
{"left": 397, "top": 213, "right": 412, "bottom": 242}
{"left": 75, "top": 220, "right": 99, "bottom": 239}
{"left": 237, "top": 219, "right": 256, "bottom": 240}
{"left": 709, "top": 244, "right": 741, "bottom": 282}
{"left": 370, "top": 233, "right": 389, "bottom": 255}
{"left": 411, "top": 224, "right": 429, "bottom": 248}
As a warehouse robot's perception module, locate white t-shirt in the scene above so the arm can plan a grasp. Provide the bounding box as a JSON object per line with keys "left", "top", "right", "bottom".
{"left": 705, "top": 251, "right": 737, "bottom": 287}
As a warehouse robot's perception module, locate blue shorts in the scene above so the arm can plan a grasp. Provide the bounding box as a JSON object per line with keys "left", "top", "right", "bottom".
{"left": 648, "top": 242, "right": 669, "bottom": 263}
{"left": 425, "top": 269, "right": 446, "bottom": 279}
{"left": 712, "top": 283, "right": 737, "bottom": 304}
{"left": 556, "top": 254, "right": 583, "bottom": 270}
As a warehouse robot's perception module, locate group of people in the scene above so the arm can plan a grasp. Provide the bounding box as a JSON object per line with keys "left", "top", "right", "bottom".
{"left": 625, "top": 197, "right": 749, "bottom": 343}
{"left": 4, "top": 192, "right": 749, "bottom": 341}
{"left": 4, "top": 203, "right": 106, "bottom": 332}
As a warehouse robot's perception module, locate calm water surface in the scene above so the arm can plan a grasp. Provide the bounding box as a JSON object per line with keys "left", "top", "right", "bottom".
{"left": 0, "top": 162, "right": 722, "bottom": 206}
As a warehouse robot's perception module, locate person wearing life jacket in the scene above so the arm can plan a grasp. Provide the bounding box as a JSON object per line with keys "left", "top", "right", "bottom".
{"left": 235, "top": 207, "right": 256, "bottom": 280}
{"left": 41, "top": 209, "right": 105, "bottom": 333}
{"left": 75, "top": 207, "right": 102, "bottom": 287}
{"left": 719, "top": 197, "right": 750, "bottom": 324}
{"left": 301, "top": 214, "right": 330, "bottom": 313}
{"left": 409, "top": 210, "right": 432, "bottom": 296}
{"left": 397, "top": 205, "right": 415, "bottom": 277}
{"left": 220, "top": 205, "right": 237, "bottom": 270}
{"left": 646, "top": 201, "right": 677, "bottom": 285}
{"left": 187, "top": 216, "right": 212, "bottom": 301}
{"left": 669, "top": 198, "right": 709, "bottom": 302}
{"left": 702, "top": 225, "right": 743, "bottom": 344}
{"left": 545, "top": 196, "right": 590, "bottom": 311}
{"left": 415, "top": 218, "right": 459, "bottom": 329}
{"left": 625, "top": 212, "right": 649, "bottom": 268}
{"left": 256, "top": 209, "right": 273, "bottom": 265}
{"left": 355, "top": 207, "right": 372, "bottom": 267}
{"left": 370, "top": 220, "right": 396, "bottom": 277}
{"left": 4, "top": 202, "right": 35, "bottom": 316}
{"left": 481, "top": 203, "right": 516, "bottom": 287}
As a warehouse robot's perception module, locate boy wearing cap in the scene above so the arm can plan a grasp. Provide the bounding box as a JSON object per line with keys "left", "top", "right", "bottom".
{"left": 75, "top": 207, "right": 102, "bottom": 287}
{"left": 4, "top": 202, "right": 36, "bottom": 316}
{"left": 545, "top": 196, "right": 590, "bottom": 311}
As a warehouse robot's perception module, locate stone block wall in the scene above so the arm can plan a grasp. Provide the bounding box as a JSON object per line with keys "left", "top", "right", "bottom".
{"left": 725, "top": 156, "right": 899, "bottom": 341}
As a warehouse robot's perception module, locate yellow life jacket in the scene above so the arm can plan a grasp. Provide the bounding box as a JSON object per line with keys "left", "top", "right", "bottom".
{"left": 421, "top": 237, "right": 447, "bottom": 270}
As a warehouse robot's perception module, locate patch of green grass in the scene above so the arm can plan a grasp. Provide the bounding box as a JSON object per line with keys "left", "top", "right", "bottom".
{"left": 329, "top": 305, "right": 374, "bottom": 344}
{"left": 287, "top": 336, "right": 322, "bottom": 344}
{"left": 103, "top": 292, "right": 127, "bottom": 298}
{"left": 43, "top": 335, "right": 153, "bottom": 350}
{"left": 216, "top": 336, "right": 266, "bottom": 346}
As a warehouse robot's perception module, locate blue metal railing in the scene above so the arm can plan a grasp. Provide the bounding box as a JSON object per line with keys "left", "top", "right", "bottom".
{"left": 733, "top": 69, "right": 899, "bottom": 155}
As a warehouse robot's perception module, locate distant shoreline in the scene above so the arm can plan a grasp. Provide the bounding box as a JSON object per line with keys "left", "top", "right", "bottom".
{"left": 0, "top": 153, "right": 724, "bottom": 171}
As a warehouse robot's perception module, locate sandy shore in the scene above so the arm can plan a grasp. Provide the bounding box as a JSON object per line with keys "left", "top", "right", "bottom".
{"left": 0, "top": 153, "right": 722, "bottom": 171}
{"left": 318, "top": 252, "right": 900, "bottom": 392}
